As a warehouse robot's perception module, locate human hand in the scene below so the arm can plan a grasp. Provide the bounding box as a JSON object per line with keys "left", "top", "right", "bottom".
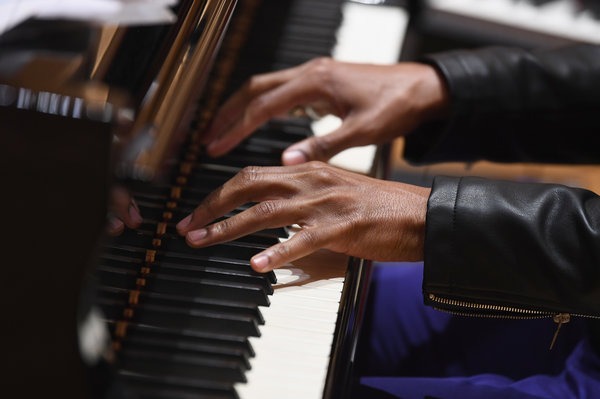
{"left": 106, "top": 185, "right": 143, "bottom": 236}
{"left": 202, "top": 58, "right": 449, "bottom": 165}
{"left": 176, "top": 162, "right": 430, "bottom": 272}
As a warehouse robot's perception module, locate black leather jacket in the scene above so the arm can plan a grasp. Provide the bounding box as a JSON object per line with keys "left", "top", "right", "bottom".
{"left": 403, "top": 44, "right": 600, "bottom": 351}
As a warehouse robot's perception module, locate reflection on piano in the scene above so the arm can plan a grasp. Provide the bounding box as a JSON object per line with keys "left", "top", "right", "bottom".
{"left": 0, "top": 0, "right": 408, "bottom": 398}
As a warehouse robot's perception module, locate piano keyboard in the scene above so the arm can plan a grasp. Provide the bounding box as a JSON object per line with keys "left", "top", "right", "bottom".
{"left": 95, "top": 1, "right": 409, "bottom": 399}
{"left": 421, "top": 0, "right": 600, "bottom": 47}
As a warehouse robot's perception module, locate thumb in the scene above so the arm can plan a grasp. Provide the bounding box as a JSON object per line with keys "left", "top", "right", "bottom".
{"left": 281, "top": 136, "right": 330, "bottom": 165}
{"left": 281, "top": 127, "right": 354, "bottom": 165}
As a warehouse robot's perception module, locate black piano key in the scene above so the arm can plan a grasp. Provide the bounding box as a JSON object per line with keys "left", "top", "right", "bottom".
{"left": 98, "top": 286, "right": 266, "bottom": 325}
{"left": 101, "top": 249, "right": 272, "bottom": 284}
{"left": 117, "top": 370, "right": 239, "bottom": 399}
{"left": 106, "top": 224, "right": 277, "bottom": 253}
{"left": 194, "top": 152, "right": 283, "bottom": 169}
{"left": 96, "top": 266, "right": 271, "bottom": 306}
{"left": 101, "top": 244, "right": 277, "bottom": 285}
{"left": 200, "top": 149, "right": 283, "bottom": 167}
{"left": 159, "top": 235, "right": 265, "bottom": 259}
{"left": 236, "top": 137, "right": 291, "bottom": 155}
{"left": 118, "top": 348, "right": 248, "bottom": 382}
{"left": 121, "top": 330, "right": 253, "bottom": 370}
{"left": 108, "top": 321, "right": 256, "bottom": 358}
{"left": 526, "top": 0, "right": 555, "bottom": 4}
{"left": 100, "top": 298, "right": 261, "bottom": 337}
{"left": 106, "top": 228, "right": 155, "bottom": 248}
{"left": 157, "top": 253, "right": 278, "bottom": 285}
{"left": 99, "top": 255, "right": 273, "bottom": 295}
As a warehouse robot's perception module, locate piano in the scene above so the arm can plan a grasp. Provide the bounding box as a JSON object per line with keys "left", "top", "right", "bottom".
{"left": 0, "top": 1, "right": 409, "bottom": 398}
{"left": 414, "top": 0, "right": 600, "bottom": 49}
{"left": 6, "top": 0, "right": 593, "bottom": 397}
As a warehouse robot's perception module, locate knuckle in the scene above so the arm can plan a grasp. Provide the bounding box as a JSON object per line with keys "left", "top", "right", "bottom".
{"left": 272, "top": 242, "right": 292, "bottom": 260}
{"left": 238, "top": 166, "right": 262, "bottom": 184}
{"left": 244, "top": 74, "right": 265, "bottom": 95}
{"left": 309, "top": 162, "right": 338, "bottom": 182}
{"left": 210, "top": 218, "right": 231, "bottom": 236}
{"left": 246, "top": 96, "right": 271, "bottom": 121}
{"left": 306, "top": 57, "right": 335, "bottom": 92}
{"left": 254, "top": 200, "right": 280, "bottom": 217}
{"left": 297, "top": 229, "right": 320, "bottom": 249}
{"left": 308, "top": 57, "right": 334, "bottom": 74}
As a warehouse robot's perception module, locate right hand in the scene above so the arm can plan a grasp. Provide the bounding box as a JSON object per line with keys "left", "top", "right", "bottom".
{"left": 202, "top": 58, "right": 449, "bottom": 165}
{"left": 176, "top": 161, "right": 430, "bottom": 272}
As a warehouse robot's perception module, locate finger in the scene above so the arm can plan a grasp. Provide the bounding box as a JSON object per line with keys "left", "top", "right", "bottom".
{"left": 185, "top": 199, "right": 299, "bottom": 247}
{"left": 176, "top": 165, "right": 302, "bottom": 235}
{"left": 205, "top": 69, "right": 330, "bottom": 158}
{"left": 106, "top": 215, "right": 124, "bottom": 236}
{"left": 281, "top": 118, "right": 363, "bottom": 164}
{"left": 124, "top": 198, "right": 143, "bottom": 229}
{"left": 250, "top": 228, "right": 326, "bottom": 272}
{"left": 202, "top": 65, "right": 308, "bottom": 147}
{"left": 110, "top": 187, "right": 143, "bottom": 229}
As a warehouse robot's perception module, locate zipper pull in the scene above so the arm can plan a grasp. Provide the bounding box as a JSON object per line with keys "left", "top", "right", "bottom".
{"left": 549, "top": 313, "right": 570, "bottom": 350}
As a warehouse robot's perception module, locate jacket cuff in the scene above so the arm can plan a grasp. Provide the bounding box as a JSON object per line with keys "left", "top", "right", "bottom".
{"left": 420, "top": 47, "right": 529, "bottom": 114}
{"left": 422, "top": 175, "right": 461, "bottom": 295}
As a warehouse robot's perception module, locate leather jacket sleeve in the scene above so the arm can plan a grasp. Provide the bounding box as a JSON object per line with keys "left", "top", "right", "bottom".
{"left": 424, "top": 175, "right": 600, "bottom": 320}
{"left": 404, "top": 44, "right": 600, "bottom": 164}
{"left": 400, "top": 45, "right": 600, "bottom": 322}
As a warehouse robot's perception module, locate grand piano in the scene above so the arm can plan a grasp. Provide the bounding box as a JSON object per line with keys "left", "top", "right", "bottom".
{"left": 2, "top": 0, "right": 599, "bottom": 398}
{"left": 0, "top": 1, "right": 408, "bottom": 398}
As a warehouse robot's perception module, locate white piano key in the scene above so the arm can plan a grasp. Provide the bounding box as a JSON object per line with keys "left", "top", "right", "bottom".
{"left": 426, "top": 0, "right": 600, "bottom": 44}
{"left": 316, "top": 1, "right": 410, "bottom": 175}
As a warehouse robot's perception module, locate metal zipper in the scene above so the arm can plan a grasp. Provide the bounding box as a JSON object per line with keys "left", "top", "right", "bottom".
{"left": 426, "top": 293, "right": 591, "bottom": 350}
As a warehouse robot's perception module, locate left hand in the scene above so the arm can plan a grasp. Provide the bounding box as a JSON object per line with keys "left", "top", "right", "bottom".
{"left": 106, "top": 185, "right": 143, "bottom": 236}
{"left": 176, "top": 161, "right": 430, "bottom": 272}
{"left": 201, "top": 59, "right": 449, "bottom": 165}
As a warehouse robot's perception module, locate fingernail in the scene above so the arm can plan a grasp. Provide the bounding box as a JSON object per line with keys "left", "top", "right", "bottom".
{"left": 177, "top": 214, "right": 192, "bottom": 231}
{"left": 252, "top": 253, "right": 270, "bottom": 271}
{"left": 206, "top": 140, "right": 221, "bottom": 156}
{"left": 129, "top": 203, "right": 143, "bottom": 224}
{"left": 107, "top": 216, "right": 124, "bottom": 235}
{"left": 188, "top": 228, "right": 207, "bottom": 242}
{"left": 282, "top": 149, "right": 308, "bottom": 165}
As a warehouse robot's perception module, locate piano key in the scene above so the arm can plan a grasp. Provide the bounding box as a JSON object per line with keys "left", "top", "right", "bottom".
{"left": 119, "top": 348, "right": 249, "bottom": 382}
{"left": 100, "top": 244, "right": 275, "bottom": 282}
{"left": 423, "top": 0, "right": 600, "bottom": 46}
{"left": 96, "top": 266, "right": 271, "bottom": 306}
{"left": 100, "top": 298, "right": 261, "bottom": 337}
{"left": 99, "top": 256, "right": 274, "bottom": 295}
{"left": 99, "top": 286, "right": 265, "bottom": 324}
{"left": 117, "top": 369, "right": 239, "bottom": 399}
{"left": 109, "top": 321, "right": 257, "bottom": 356}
